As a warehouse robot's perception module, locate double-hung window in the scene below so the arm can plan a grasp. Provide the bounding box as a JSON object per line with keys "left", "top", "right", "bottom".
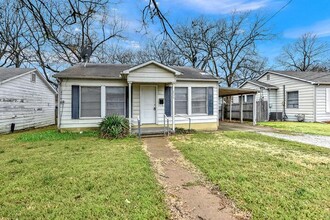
{"left": 175, "top": 87, "right": 188, "bottom": 114}
{"left": 106, "top": 87, "right": 126, "bottom": 116}
{"left": 81, "top": 86, "right": 101, "bottom": 117}
{"left": 287, "top": 91, "right": 299, "bottom": 108}
{"left": 192, "top": 87, "right": 207, "bottom": 114}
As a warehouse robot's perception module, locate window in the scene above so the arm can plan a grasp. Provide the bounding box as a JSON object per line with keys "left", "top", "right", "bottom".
{"left": 31, "top": 73, "right": 36, "bottom": 82}
{"left": 287, "top": 91, "right": 299, "bottom": 108}
{"left": 192, "top": 87, "right": 207, "bottom": 114}
{"left": 106, "top": 87, "right": 126, "bottom": 116}
{"left": 81, "top": 86, "right": 101, "bottom": 117}
{"left": 267, "top": 74, "right": 270, "bottom": 80}
{"left": 245, "top": 95, "right": 253, "bottom": 103}
{"left": 175, "top": 87, "right": 188, "bottom": 114}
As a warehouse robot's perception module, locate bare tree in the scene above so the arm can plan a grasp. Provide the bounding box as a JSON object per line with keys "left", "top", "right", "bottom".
{"left": 0, "top": 0, "right": 30, "bottom": 67}
{"left": 174, "top": 13, "right": 271, "bottom": 87}
{"left": 17, "top": 0, "right": 123, "bottom": 84}
{"left": 276, "top": 33, "right": 329, "bottom": 71}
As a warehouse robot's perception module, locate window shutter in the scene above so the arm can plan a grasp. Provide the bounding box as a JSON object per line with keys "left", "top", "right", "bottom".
{"left": 71, "top": 85, "right": 80, "bottom": 119}
{"left": 326, "top": 88, "right": 330, "bottom": 113}
{"left": 165, "top": 86, "right": 171, "bottom": 116}
{"left": 208, "top": 87, "right": 214, "bottom": 115}
{"left": 126, "top": 86, "right": 129, "bottom": 118}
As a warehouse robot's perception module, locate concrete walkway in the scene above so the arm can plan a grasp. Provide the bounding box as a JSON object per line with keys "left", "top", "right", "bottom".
{"left": 144, "top": 137, "right": 247, "bottom": 220}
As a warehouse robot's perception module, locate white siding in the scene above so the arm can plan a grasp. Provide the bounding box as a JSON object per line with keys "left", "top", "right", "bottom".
{"left": 59, "top": 79, "right": 127, "bottom": 129}
{"left": 0, "top": 72, "right": 56, "bottom": 133}
{"left": 58, "top": 79, "right": 219, "bottom": 129}
{"left": 236, "top": 82, "right": 269, "bottom": 103}
{"left": 315, "top": 85, "right": 330, "bottom": 122}
{"left": 127, "top": 64, "right": 176, "bottom": 83}
{"left": 259, "top": 73, "right": 315, "bottom": 122}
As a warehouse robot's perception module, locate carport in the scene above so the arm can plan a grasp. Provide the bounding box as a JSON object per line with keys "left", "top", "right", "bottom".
{"left": 219, "top": 87, "right": 258, "bottom": 125}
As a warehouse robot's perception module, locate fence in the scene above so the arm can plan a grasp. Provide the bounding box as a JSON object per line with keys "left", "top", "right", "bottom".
{"left": 220, "top": 101, "right": 268, "bottom": 122}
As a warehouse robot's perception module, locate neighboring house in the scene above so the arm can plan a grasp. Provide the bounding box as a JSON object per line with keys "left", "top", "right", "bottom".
{"left": 0, "top": 68, "right": 57, "bottom": 133}
{"left": 54, "top": 61, "right": 219, "bottom": 132}
{"left": 238, "top": 70, "right": 330, "bottom": 122}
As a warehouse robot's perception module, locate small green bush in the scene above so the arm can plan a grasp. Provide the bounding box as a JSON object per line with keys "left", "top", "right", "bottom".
{"left": 175, "top": 127, "right": 196, "bottom": 134}
{"left": 100, "top": 114, "right": 129, "bottom": 139}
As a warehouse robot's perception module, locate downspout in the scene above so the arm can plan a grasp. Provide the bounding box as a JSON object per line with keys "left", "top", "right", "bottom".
{"left": 267, "top": 88, "right": 270, "bottom": 121}
{"left": 57, "top": 79, "right": 62, "bottom": 130}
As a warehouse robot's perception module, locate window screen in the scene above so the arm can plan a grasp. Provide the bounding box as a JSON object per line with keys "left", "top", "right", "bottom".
{"left": 192, "top": 87, "right": 207, "bottom": 114}
{"left": 106, "top": 87, "right": 126, "bottom": 116}
{"left": 287, "top": 91, "right": 299, "bottom": 108}
{"left": 175, "top": 87, "right": 188, "bottom": 114}
{"left": 31, "top": 73, "right": 36, "bottom": 82}
{"left": 81, "top": 86, "right": 101, "bottom": 117}
{"left": 245, "top": 95, "right": 253, "bottom": 103}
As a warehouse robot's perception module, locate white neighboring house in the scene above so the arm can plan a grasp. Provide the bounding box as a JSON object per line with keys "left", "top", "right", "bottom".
{"left": 238, "top": 70, "right": 330, "bottom": 122}
{"left": 54, "top": 60, "right": 220, "bottom": 132}
{"left": 0, "top": 68, "right": 57, "bottom": 133}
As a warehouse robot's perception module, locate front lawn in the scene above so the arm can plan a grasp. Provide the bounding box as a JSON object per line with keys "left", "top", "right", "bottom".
{"left": 259, "top": 121, "right": 330, "bottom": 136}
{"left": 0, "top": 127, "right": 168, "bottom": 219}
{"left": 172, "top": 132, "right": 330, "bottom": 219}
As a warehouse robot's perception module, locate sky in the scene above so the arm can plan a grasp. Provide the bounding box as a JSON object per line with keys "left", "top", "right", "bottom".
{"left": 111, "top": 0, "right": 330, "bottom": 67}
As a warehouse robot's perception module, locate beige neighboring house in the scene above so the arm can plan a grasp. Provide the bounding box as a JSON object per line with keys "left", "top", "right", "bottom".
{"left": 54, "top": 61, "right": 220, "bottom": 133}
{"left": 238, "top": 70, "right": 330, "bottom": 122}
{"left": 0, "top": 68, "right": 57, "bottom": 133}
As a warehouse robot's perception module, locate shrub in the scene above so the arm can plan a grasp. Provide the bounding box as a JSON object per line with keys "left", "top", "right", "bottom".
{"left": 175, "top": 127, "right": 196, "bottom": 134}
{"left": 100, "top": 114, "right": 129, "bottom": 139}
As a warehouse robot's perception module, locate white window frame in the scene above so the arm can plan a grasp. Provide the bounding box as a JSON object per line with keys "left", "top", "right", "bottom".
{"left": 31, "top": 73, "right": 36, "bottom": 83}
{"left": 287, "top": 91, "right": 299, "bottom": 109}
{"left": 191, "top": 87, "right": 208, "bottom": 115}
{"left": 175, "top": 87, "right": 188, "bottom": 115}
{"left": 80, "top": 86, "right": 102, "bottom": 118}
{"left": 106, "top": 86, "right": 126, "bottom": 116}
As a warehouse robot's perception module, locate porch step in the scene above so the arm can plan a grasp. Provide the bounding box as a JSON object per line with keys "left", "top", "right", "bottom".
{"left": 132, "top": 127, "right": 173, "bottom": 136}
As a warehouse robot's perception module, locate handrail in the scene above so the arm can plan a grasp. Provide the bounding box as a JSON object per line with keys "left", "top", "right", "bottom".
{"left": 175, "top": 114, "right": 192, "bottom": 131}
{"left": 163, "top": 114, "right": 170, "bottom": 136}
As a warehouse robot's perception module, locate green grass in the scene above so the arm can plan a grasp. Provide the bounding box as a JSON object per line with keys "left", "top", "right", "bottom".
{"left": 172, "top": 132, "right": 330, "bottom": 220}
{"left": 259, "top": 121, "right": 330, "bottom": 136}
{"left": 0, "top": 127, "right": 168, "bottom": 219}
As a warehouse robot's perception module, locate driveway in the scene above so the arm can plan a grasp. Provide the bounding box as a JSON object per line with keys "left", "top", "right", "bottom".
{"left": 220, "top": 121, "right": 330, "bottom": 149}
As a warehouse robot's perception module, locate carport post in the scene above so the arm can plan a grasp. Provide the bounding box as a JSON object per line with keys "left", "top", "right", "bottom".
{"left": 240, "top": 95, "right": 243, "bottom": 124}
{"left": 128, "top": 82, "right": 132, "bottom": 134}
{"left": 229, "top": 96, "right": 232, "bottom": 121}
{"left": 252, "top": 93, "right": 257, "bottom": 126}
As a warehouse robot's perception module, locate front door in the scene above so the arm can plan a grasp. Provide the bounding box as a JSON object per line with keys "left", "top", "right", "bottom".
{"left": 140, "top": 86, "right": 156, "bottom": 124}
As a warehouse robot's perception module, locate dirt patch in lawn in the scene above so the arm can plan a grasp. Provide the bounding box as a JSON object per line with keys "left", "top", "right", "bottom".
{"left": 143, "top": 137, "right": 249, "bottom": 220}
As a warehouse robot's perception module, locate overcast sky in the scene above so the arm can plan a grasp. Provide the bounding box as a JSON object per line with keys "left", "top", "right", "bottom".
{"left": 111, "top": 0, "right": 330, "bottom": 66}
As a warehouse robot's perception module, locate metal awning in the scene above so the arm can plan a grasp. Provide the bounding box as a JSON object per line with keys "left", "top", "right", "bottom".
{"left": 219, "top": 87, "right": 257, "bottom": 97}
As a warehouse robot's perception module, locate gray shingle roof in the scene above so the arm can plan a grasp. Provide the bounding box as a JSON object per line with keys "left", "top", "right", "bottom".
{"left": 0, "top": 68, "right": 35, "bottom": 82}
{"left": 270, "top": 70, "right": 330, "bottom": 84}
{"left": 249, "top": 80, "right": 278, "bottom": 89}
{"left": 53, "top": 63, "right": 218, "bottom": 81}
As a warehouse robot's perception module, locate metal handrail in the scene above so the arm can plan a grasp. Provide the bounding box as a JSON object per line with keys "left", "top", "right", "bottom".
{"left": 175, "top": 114, "right": 192, "bottom": 131}
{"left": 163, "top": 114, "right": 170, "bottom": 136}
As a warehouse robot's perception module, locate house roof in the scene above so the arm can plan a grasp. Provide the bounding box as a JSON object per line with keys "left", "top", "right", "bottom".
{"left": 219, "top": 87, "right": 257, "bottom": 97}
{"left": 0, "top": 67, "right": 57, "bottom": 94}
{"left": 53, "top": 62, "right": 218, "bottom": 81}
{"left": 264, "top": 70, "right": 330, "bottom": 84}
{"left": 0, "top": 68, "right": 35, "bottom": 83}
{"left": 245, "top": 80, "right": 278, "bottom": 89}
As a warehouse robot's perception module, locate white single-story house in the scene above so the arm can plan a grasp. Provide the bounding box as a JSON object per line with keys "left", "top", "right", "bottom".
{"left": 54, "top": 61, "right": 220, "bottom": 133}
{"left": 0, "top": 68, "right": 57, "bottom": 133}
{"left": 238, "top": 70, "right": 330, "bottom": 122}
